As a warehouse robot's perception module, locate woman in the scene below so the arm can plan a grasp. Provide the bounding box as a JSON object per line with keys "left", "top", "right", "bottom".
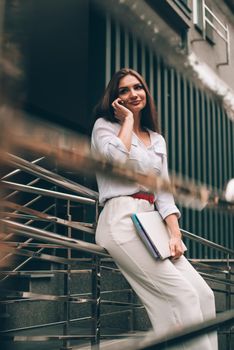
{"left": 91, "top": 68, "right": 218, "bottom": 349}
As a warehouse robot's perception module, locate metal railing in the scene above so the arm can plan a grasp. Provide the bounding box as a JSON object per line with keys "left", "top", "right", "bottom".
{"left": 91, "top": 309, "right": 234, "bottom": 350}
{"left": 1, "top": 212, "right": 234, "bottom": 348}
{"left": 0, "top": 154, "right": 138, "bottom": 349}
{"left": 203, "top": 0, "right": 230, "bottom": 66}
{"left": 0, "top": 153, "right": 234, "bottom": 350}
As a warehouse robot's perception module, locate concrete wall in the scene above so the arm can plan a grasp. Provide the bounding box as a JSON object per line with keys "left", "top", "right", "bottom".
{"left": 189, "top": 0, "right": 234, "bottom": 90}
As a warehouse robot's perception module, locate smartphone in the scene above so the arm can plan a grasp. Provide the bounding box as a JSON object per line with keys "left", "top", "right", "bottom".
{"left": 119, "top": 99, "right": 127, "bottom": 105}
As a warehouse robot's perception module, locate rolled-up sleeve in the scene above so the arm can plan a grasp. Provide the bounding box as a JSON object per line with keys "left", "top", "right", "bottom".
{"left": 91, "top": 118, "right": 129, "bottom": 163}
{"left": 155, "top": 147, "right": 181, "bottom": 220}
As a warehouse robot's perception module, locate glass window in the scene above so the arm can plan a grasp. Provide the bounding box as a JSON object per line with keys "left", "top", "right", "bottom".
{"left": 193, "top": 0, "right": 214, "bottom": 43}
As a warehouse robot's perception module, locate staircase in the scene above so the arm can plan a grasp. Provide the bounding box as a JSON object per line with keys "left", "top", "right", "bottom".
{"left": 0, "top": 153, "right": 234, "bottom": 350}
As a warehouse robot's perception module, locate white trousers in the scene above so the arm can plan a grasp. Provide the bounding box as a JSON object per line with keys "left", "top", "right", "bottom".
{"left": 96, "top": 197, "right": 218, "bottom": 350}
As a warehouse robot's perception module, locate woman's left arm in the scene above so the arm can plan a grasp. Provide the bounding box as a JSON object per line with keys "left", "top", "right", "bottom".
{"left": 154, "top": 137, "right": 181, "bottom": 219}
{"left": 164, "top": 214, "right": 184, "bottom": 259}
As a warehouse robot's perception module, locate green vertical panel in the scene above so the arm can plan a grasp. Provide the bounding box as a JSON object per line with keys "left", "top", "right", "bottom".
{"left": 232, "top": 118, "right": 234, "bottom": 177}
{"left": 105, "top": 14, "right": 111, "bottom": 86}
{"left": 200, "top": 90, "right": 209, "bottom": 258}
{"left": 156, "top": 57, "right": 162, "bottom": 127}
{"left": 188, "top": 82, "right": 195, "bottom": 179}
{"left": 182, "top": 77, "right": 188, "bottom": 179}
{"left": 141, "top": 43, "right": 146, "bottom": 78}
{"left": 181, "top": 77, "right": 190, "bottom": 236}
{"left": 188, "top": 81, "right": 196, "bottom": 257}
{"left": 183, "top": 83, "right": 190, "bottom": 253}
{"left": 132, "top": 36, "right": 138, "bottom": 71}
{"left": 213, "top": 100, "right": 219, "bottom": 258}
{"left": 167, "top": 68, "right": 172, "bottom": 167}
{"left": 124, "top": 30, "right": 129, "bottom": 67}
{"left": 120, "top": 27, "right": 124, "bottom": 68}
{"left": 226, "top": 113, "right": 233, "bottom": 252}
{"left": 206, "top": 98, "right": 216, "bottom": 257}
{"left": 115, "top": 21, "right": 120, "bottom": 71}
{"left": 194, "top": 86, "right": 205, "bottom": 258}
{"left": 221, "top": 107, "right": 229, "bottom": 252}
{"left": 206, "top": 96, "right": 212, "bottom": 187}
{"left": 216, "top": 104, "right": 225, "bottom": 256}
{"left": 195, "top": 87, "right": 201, "bottom": 183}
{"left": 216, "top": 103, "right": 222, "bottom": 189}
{"left": 163, "top": 65, "right": 168, "bottom": 144}
{"left": 176, "top": 72, "right": 182, "bottom": 175}
{"left": 229, "top": 119, "right": 234, "bottom": 252}
{"left": 170, "top": 69, "right": 176, "bottom": 173}
{"left": 208, "top": 99, "right": 218, "bottom": 258}
{"left": 205, "top": 96, "right": 212, "bottom": 258}
{"left": 149, "top": 51, "right": 154, "bottom": 98}
{"left": 230, "top": 118, "right": 234, "bottom": 251}
{"left": 200, "top": 91, "right": 207, "bottom": 186}
{"left": 226, "top": 116, "right": 231, "bottom": 181}
{"left": 232, "top": 121, "right": 234, "bottom": 250}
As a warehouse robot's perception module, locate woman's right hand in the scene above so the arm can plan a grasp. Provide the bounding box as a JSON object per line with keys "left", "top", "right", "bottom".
{"left": 112, "top": 98, "right": 133, "bottom": 123}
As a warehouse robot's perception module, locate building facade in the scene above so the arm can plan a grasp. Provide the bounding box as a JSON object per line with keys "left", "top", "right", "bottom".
{"left": 2, "top": 0, "right": 234, "bottom": 258}
{"left": 88, "top": 0, "right": 234, "bottom": 259}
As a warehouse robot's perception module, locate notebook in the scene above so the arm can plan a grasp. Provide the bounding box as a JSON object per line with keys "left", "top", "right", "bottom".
{"left": 131, "top": 211, "right": 187, "bottom": 260}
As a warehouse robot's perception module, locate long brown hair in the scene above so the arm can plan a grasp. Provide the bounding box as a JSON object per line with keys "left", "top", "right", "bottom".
{"left": 93, "top": 68, "right": 160, "bottom": 133}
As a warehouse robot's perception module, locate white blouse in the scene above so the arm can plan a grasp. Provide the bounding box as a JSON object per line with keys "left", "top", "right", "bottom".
{"left": 91, "top": 117, "right": 180, "bottom": 220}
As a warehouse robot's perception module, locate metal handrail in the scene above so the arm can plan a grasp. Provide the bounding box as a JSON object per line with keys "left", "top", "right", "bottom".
{"left": 5, "top": 152, "right": 98, "bottom": 199}
{"left": 181, "top": 228, "right": 234, "bottom": 256}
{"left": 2, "top": 180, "right": 96, "bottom": 205}
{"left": 2, "top": 218, "right": 234, "bottom": 264}
{"left": 1, "top": 201, "right": 95, "bottom": 233}
{"left": 2, "top": 216, "right": 233, "bottom": 287}
{"left": 2, "top": 219, "right": 108, "bottom": 257}
{"left": 1, "top": 156, "right": 45, "bottom": 180}
{"left": 98, "top": 309, "right": 234, "bottom": 350}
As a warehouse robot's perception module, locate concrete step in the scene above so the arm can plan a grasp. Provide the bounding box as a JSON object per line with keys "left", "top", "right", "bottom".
{"left": 0, "top": 325, "right": 139, "bottom": 350}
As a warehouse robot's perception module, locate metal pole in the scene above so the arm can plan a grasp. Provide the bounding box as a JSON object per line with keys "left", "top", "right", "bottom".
{"left": 91, "top": 255, "right": 101, "bottom": 349}
{"left": 128, "top": 289, "right": 134, "bottom": 332}
{"left": 91, "top": 202, "right": 101, "bottom": 349}
{"left": 225, "top": 254, "right": 232, "bottom": 350}
{"left": 61, "top": 200, "right": 72, "bottom": 350}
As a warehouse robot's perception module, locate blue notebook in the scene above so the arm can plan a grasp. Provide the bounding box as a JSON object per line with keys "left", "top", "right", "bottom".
{"left": 131, "top": 213, "right": 160, "bottom": 259}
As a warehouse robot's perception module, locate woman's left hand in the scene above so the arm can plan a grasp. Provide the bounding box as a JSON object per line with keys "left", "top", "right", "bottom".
{"left": 164, "top": 214, "right": 184, "bottom": 260}
{"left": 169, "top": 236, "right": 184, "bottom": 259}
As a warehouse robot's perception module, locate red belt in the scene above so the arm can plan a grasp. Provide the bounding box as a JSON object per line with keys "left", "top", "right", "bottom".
{"left": 131, "top": 192, "right": 155, "bottom": 204}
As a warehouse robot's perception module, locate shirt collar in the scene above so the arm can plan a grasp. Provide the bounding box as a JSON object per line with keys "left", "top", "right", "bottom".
{"left": 147, "top": 129, "right": 162, "bottom": 147}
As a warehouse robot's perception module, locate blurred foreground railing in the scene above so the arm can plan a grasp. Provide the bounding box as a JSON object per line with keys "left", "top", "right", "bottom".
{"left": 90, "top": 309, "right": 234, "bottom": 350}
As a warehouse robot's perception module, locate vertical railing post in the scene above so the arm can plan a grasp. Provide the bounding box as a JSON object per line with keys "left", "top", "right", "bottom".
{"left": 91, "top": 202, "right": 101, "bottom": 349}
{"left": 91, "top": 255, "right": 101, "bottom": 348}
{"left": 128, "top": 290, "right": 134, "bottom": 333}
{"left": 61, "top": 199, "right": 72, "bottom": 350}
{"left": 225, "top": 254, "right": 232, "bottom": 350}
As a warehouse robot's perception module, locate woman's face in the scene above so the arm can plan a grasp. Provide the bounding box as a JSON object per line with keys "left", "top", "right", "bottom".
{"left": 118, "top": 74, "right": 147, "bottom": 114}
